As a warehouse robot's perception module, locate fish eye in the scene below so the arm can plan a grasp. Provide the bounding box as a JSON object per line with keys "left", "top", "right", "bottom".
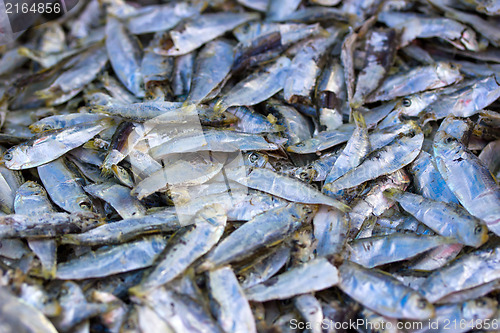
{"left": 449, "top": 63, "right": 457, "bottom": 69}
{"left": 445, "top": 137, "right": 454, "bottom": 144}
{"left": 302, "top": 206, "right": 313, "bottom": 214}
{"left": 299, "top": 171, "right": 310, "bottom": 181}
{"left": 43, "top": 124, "right": 53, "bottom": 131}
{"left": 3, "top": 152, "right": 12, "bottom": 161}
{"left": 402, "top": 98, "right": 412, "bottom": 107}
{"left": 474, "top": 225, "right": 484, "bottom": 234}
{"left": 79, "top": 201, "right": 92, "bottom": 210}
{"left": 416, "top": 298, "right": 429, "bottom": 309}
{"left": 296, "top": 142, "right": 305, "bottom": 147}
{"left": 248, "top": 153, "right": 259, "bottom": 163}
{"left": 475, "top": 299, "right": 487, "bottom": 307}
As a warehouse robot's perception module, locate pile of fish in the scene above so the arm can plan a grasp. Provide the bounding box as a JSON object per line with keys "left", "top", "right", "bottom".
{"left": 1, "top": 0, "right": 500, "bottom": 332}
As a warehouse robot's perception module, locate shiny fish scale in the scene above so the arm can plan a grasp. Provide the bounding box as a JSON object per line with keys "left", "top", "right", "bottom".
{"left": 1, "top": 0, "right": 500, "bottom": 331}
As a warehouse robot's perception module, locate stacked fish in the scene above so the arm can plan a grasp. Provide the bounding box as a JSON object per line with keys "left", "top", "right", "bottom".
{"left": 1, "top": 0, "right": 500, "bottom": 332}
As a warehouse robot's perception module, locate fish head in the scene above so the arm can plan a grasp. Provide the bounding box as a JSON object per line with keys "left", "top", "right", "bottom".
{"left": 436, "top": 62, "right": 462, "bottom": 85}
{"left": 436, "top": 115, "right": 472, "bottom": 142}
{"left": 67, "top": 195, "right": 94, "bottom": 213}
{"left": 460, "top": 28, "right": 479, "bottom": 52}
{"left": 462, "top": 297, "right": 498, "bottom": 321}
{"left": 458, "top": 220, "right": 489, "bottom": 248}
{"left": 1, "top": 146, "right": 30, "bottom": 170}
{"left": 287, "top": 139, "right": 316, "bottom": 154}
{"left": 245, "top": 152, "right": 268, "bottom": 168}
{"left": 395, "top": 94, "right": 429, "bottom": 118}
{"left": 298, "top": 204, "right": 319, "bottom": 222}
{"left": 29, "top": 122, "right": 54, "bottom": 133}
{"left": 401, "top": 292, "right": 435, "bottom": 320}
{"left": 17, "top": 180, "right": 46, "bottom": 197}
{"left": 293, "top": 166, "right": 317, "bottom": 184}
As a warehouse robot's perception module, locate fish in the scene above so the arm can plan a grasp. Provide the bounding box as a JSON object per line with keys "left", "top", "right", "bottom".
{"left": 384, "top": 188, "right": 489, "bottom": 247}
{"left": 338, "top": 261, "right": 435, "bottom": 320}
{"left": 2, "top": 119, "right": 113, "bottom": 170}
{"left": 244, "top": 257, "right": 339, "bottom": 302}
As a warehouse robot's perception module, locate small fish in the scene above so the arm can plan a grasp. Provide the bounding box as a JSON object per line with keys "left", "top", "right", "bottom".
{"left": 105, "top": 17, "right": 144, "bottom": 97}
{"left": 130, "top": 204, "right": 226, "bottom": 294}
{"left": 384, "top": 189, "right": 489, "bottom": 247}
{"left": 125, "top": 2, "right": 204, "bottom": 35}
{"left": 338, "top": 261, "right": 435, "bottom": 320}
{"left": 422, "top": 75, "right": 500, "bottom": 122}
{"left": 286, "top": 123, "right": 355, "bottom": 154}
{"left": 237, "top": 245, "right": 291, "bottom": 289}
{"left": 38, "top": 158, "right": 94, "bottom": 213}
{"left": 155, "top": 12, "right": 259, "bottom": 56}
{"left": 419, "top": 244, "right": 500, "bottom": 303}
{"left": 366, "top": 63, "right": 462, "bottom": 103}
{"left": 434, "top": 116, "right": 500, "bottom": 236}
{"left": 185, "top": 39, "right": 234, "bottom": 105}
{"left": 61, "top": 210, "right": 179, "bottom": 246}
{"left": 0, "top": 211, "right": 101, "bottom": 239}
{"left": 214, "top": 57, "right": 291, "bottom": 112}
{"left": 323, "top": 111, "right": 370, "bottom": 196}
{"left": 348, "top": 233, "right": 454, "bottom": 268}
{"left": 208, "top": 266, "right": 257, "bottom": 333}
{"left": 245, "top": 257, "right": 339, "bottom": 302}
{"left": 56, "top": 235, "right": 167, "bottom": 280}
{"left": 324, "top": 123, "right": 423, "bottom": 193}
{"left": 85, "top": 182, "right": 147, "bottom": 218}
{"left": 199, "top": 203, "right": 317, "bottom": 270}
{"left": 352, "top": 28, "right": 398, "bottom": 107}
{"left": 408, "top": 298, "right": 498, "bottom": 333}
{"left": 228, "top": 167, "right": 349, "bottom": 210}
{"left": 2, "top": 119, "right": 113, "bottom": 170}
